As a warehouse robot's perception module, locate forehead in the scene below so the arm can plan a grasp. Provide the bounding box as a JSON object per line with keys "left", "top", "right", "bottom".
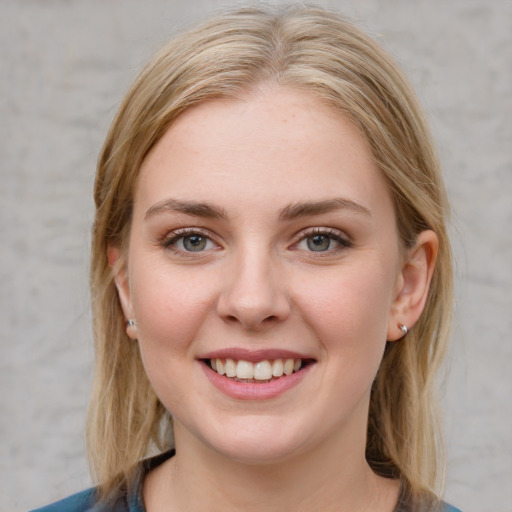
{"left": 135, "top": 87, "right": 393, "bottom": 219}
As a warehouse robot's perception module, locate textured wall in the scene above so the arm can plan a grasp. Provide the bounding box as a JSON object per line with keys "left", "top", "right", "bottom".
{"left": 1, "top": 1, "right": 510, "bottom": 511}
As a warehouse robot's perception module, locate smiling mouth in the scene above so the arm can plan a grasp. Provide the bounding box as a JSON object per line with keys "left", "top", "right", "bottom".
{"left": 206, "top": 358, "right": 313, "bottom": 383}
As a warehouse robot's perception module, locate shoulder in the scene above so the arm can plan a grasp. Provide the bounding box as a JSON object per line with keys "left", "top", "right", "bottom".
{"left": 28, "top": 450, "right": 174, "bottom": 512}
{"left": 443, "top": 504, "right": 463, "bottom": 512}
{"left": 28, "top": 488, "right": 98, "bottom": 512}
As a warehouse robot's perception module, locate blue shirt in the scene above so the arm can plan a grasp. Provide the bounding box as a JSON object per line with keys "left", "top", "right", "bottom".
{"left": 30, "top": 451, "right": 462, "bottom": 512}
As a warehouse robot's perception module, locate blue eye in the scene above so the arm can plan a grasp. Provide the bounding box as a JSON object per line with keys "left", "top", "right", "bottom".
{"left": 295, "top": 229, "right": 351, "bottom": 253}
{"left": 164, "top": 231, "right": 217, "bottom": 253}
{"left": 182, "top": 234, "right": 208, "bottom": 252}
{"left": 306, "top": 234, "right": 333, "bottom": 252}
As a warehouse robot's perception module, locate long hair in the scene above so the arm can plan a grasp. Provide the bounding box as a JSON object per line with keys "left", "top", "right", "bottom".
{"left": 87, "top": 4, "right": 453, "bottom": 500}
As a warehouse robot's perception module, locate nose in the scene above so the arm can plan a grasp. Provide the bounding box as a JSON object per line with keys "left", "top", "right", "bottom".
{"left": 216, "top": 248, "right": 291, "bottom": 331}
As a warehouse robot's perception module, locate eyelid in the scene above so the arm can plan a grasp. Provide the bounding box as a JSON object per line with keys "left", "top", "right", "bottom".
{"left": 161, "top": 227, "right": 221, "bottom": 255}
{"left": 159, "top": 226, "right": 351, "bottom": 257}
{"left": 291, "top": 227, "right": 352, "bottom": 253}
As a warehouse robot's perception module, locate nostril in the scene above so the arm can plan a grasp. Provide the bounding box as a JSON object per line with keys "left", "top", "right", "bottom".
{"left": 225, "top": 314, "right": 275, "bottom": 322}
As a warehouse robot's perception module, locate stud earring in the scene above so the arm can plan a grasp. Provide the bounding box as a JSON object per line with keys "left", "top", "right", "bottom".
{"left": 126, "top": 319, "right": 136, "bottom": 327}
{"left": 399, "top": 323, "right": 408, "bottom": 338}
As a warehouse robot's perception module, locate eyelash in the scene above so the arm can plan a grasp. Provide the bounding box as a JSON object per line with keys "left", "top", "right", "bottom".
{"left": 161, "top": 226, "right": 352, "bottom": 257}
{"left": 161, "top": 228, "right": 219, "bottom": 256}
{"left": 293, "top": 227, "right": 352, "bottom": 256}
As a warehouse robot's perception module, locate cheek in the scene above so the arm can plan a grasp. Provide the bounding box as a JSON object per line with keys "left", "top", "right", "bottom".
{"left": 129, "top": 261, "right": 217, "bottom": 358}
{"left": 127, "top": 265, "right": 217, "bottom": 412}
{"left": 296, "top": 263, "right": 395, "bottom": 352}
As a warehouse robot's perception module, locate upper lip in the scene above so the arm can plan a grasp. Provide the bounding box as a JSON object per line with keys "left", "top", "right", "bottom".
{"left": 198, "top": 347, "right": 315, "bottom": 362}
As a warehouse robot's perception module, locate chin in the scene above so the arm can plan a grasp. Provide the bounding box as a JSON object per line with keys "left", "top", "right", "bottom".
{"left": 214, "top": 440, "right": 303, "bottom": 466}
{"left": 199, "top": 418, "right": 313, "bottom": 466}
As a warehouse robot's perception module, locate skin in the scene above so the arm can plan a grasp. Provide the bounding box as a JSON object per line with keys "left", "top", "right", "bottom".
{"left": 110, "top": 86, "right": 438, "bottom": 512}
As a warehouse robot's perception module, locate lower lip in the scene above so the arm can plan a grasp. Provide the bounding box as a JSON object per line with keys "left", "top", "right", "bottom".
{"left": 201, "top": 362, "right": 313, "bottom": 400}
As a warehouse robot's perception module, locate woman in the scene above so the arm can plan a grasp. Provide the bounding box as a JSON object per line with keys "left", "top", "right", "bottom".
{"left": 34, "top": 5, "right": 461, "bottom": 512}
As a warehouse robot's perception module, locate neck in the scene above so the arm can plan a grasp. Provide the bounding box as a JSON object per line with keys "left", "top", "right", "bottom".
{"left": 144, "top": 424, "right": 399, "bottom": 512}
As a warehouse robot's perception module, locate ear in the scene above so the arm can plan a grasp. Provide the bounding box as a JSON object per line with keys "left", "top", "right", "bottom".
{"left": 387, "top": 230, "right": 438, "bottom": 341}
{"left": 108, "top": 246, "right": 138, "bottom": 340}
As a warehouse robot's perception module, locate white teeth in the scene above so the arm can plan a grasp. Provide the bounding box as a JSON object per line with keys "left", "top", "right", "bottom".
{"left": 210, "top": 357, "right": 306, "bottom": 380}
{"left": 283, "top": 358, "right": 294, "bottom": 375}
{"left": 216, "top": 358, "right": 225, "bottom": 375}
{"left": 236, "top": 360, "right": 254, "bottom": 379}
{"left": 272, "top": 359, "right": 284, "bottom": 377}
{"left": 225, "top": 358, "right": 237, "bottom": 378}
{"left": 254, "top": 360, "right": 272, "bottom": 380}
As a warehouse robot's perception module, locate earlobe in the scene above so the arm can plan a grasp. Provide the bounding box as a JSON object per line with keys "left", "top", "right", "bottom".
{"left": 387, "top": 230, "right": 438, "bottom": 341}
{"left": 108, "top": 246, "right": 137, "bottom": 340}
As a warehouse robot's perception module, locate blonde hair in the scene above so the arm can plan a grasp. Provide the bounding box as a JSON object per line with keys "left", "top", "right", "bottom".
{"left": 88, "top": 4, "right": 453, "bottom": 502}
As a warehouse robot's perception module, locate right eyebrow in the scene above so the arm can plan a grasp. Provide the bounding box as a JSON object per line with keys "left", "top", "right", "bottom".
{"left": 145, "top": 198, "right": 228, "bottom": 220}
{"left": 278, "top": 198, "right": 371, "bottom": 222}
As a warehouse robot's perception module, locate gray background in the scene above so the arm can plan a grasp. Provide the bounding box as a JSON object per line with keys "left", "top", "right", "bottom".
{"left": 1, "top": 1, "right": 511, "bottom": 511}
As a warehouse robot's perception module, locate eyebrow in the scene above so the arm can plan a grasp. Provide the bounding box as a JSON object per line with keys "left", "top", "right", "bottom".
{"left": 278, "top": 198, "right": 371, "bottom": 222}
{"left": 144, "top": 197, "right": 371, "bottom": 222}
{"left": 145, "top": 199, "right": 227, "bottom": 220}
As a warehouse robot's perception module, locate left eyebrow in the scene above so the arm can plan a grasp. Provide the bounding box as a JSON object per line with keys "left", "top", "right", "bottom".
{"left": 145, "top": 198, "right": 228, "bottom": 220}
{"left": 278, "top": 198, "right": 372, "bottom": 222}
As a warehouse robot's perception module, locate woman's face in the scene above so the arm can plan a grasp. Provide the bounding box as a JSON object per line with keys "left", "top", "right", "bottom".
{"left": 115, "top": 87, "right": 411, "bottom": 464}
